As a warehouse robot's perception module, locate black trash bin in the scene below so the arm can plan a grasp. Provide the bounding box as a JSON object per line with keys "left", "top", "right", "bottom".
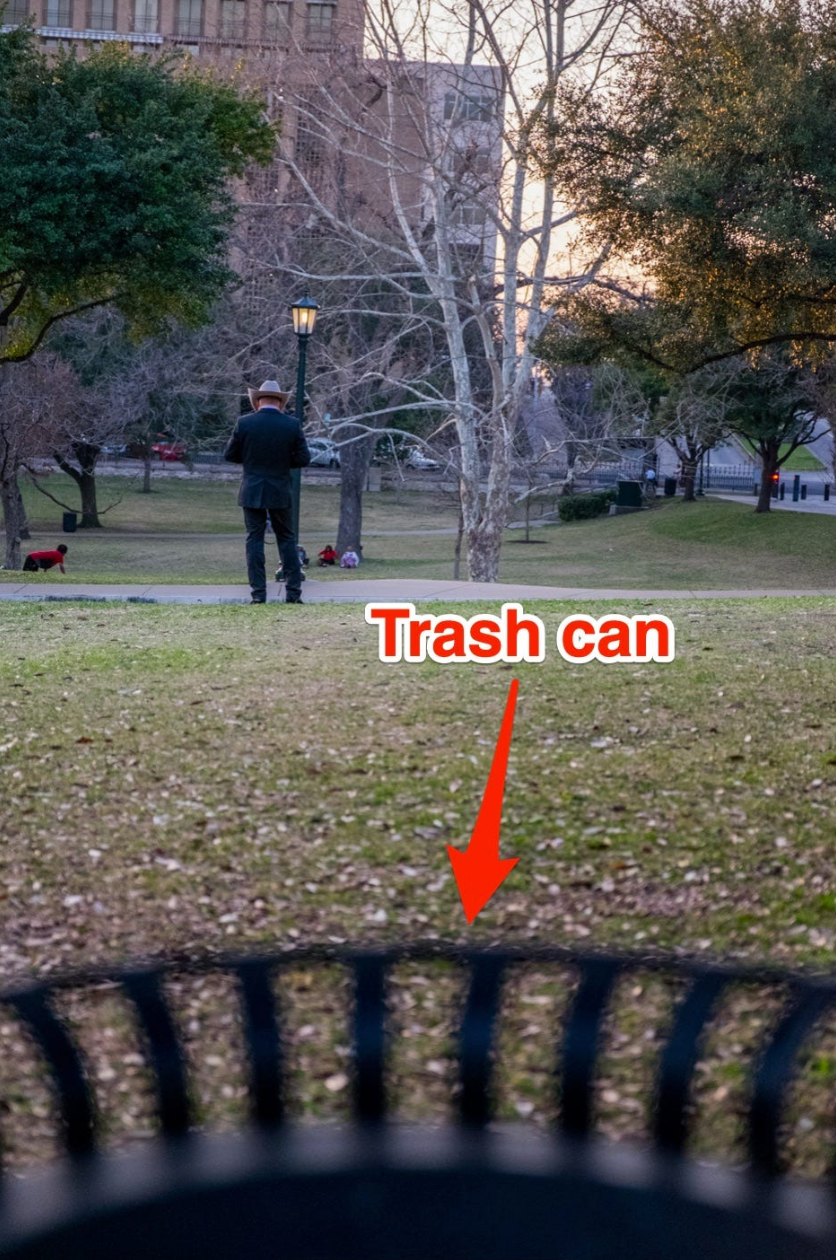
{"left": 62, "top": 512, "right": 77, "bottom": 533}
{"left": 615, "top": 480, "right": 643, "bottom": 510}
{"left": 663, "top": 476, "right": 677, "bottom": 497}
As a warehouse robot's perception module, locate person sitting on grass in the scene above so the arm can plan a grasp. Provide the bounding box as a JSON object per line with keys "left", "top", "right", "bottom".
{"left": 22, "top": 545, "right": 68, "bottom": 574}
{"left": 317, "top": 544, "right": 338, "bottom": 567}
{"left": 276, "top": 544, "right": 309, "bottom": 584}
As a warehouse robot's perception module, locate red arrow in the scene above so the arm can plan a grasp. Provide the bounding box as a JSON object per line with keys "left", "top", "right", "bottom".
{"left": 447, "top": 678, "right": 521, "bottom": 924}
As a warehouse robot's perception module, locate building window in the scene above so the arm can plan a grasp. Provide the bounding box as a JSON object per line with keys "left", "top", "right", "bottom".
{"left": 6, "top": 0, "right": 29, "bottom": 23}
{"left": 444, "top": 91, "right": 496, "bottom": 122}
{"left": 246, "top": 161, "right": 281, "bottom": 200}
{"left": 89, "top": 0, "right": 115, "bottom": 29}
{"left": 263, "top": 0, "right": 290, "bottom": 41}
{"left": 220, "top": 0, "right": 245, "bottom": 38}
{"left": 176, "top": 0, "right": 203, "bottom": 38}
{"left": 295, "top": 117, "right": 326, "bottom": 169}
{"left": 451, "top": 203, "right": 487, "bottom": 228}
{"left": 134, "top": 0, "right": 159, "bottom": 32}
{"left": 45, "top": 0, "right": 72, "bottom": 24}
{"left": 305, "top": 1, "right": 334, "bottom": 44}
{"left": 294, "top": 107, "right": 331, "bottom": 190}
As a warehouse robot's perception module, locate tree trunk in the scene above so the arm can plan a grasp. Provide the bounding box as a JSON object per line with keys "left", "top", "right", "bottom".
{"left": 466, "top": 465, "right": 511, "bottom": 581}
{"left": 78, "top": 467, "right": 101, "bottom": 527}
{"left": 336, "top": 428, "right": 374, "bottom": 556}
{"left": 55, "top": 443, "right": 102, "bottom": 527}
{"left": 524, "top": 492, "right": 531, "bottom": 542}
{"left": 0, "top": 476, "right": 23, "bottom": 570}
{"left": 15, "top": 483, "right": 30, "bottom": 539}
{"left": 681, "top": 457, "right": 698, "bottom": 502}
{"left": 756, "top": 447, "right": 779, "bottom": 513}
{"left": 453, "top": 505, "right": 464, "bottom": 580}
{"left": 464, "top": 412, "right": 513, "bottom": 582}
{"left": 142, "top": 443, "right": 153, "bottom": 494}
{"left": 467, "top": 514, "right": 505, "bottom": 581}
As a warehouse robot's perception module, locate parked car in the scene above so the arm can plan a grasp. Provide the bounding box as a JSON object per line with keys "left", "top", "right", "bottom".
{"left": 404, "top": 447, "right": 440, "bottom": 470}
{"left": 100, "top": 444, "right": 128, "bottom": 458}
{"left": 151, "top": 439, "right": 187, "bottom": 462}
{"left": 308, "top": 438, "right": 340, "bottom": 468}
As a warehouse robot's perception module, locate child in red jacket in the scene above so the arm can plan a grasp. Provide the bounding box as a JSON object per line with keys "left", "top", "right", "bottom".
{"left": 23, "top": 545, "right": 68, "bottom": 574}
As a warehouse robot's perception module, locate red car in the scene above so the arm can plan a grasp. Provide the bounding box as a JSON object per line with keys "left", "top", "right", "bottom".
{"left": 151, "top": 439, "right": 187, "bottom": 462}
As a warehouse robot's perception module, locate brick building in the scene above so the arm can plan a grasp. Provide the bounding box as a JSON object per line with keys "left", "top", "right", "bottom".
{"left": 1, "top": 0, "right": 364, "bottom": 58}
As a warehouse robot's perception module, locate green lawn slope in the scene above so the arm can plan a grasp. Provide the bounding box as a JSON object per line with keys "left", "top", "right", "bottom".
{"left": 6, "top": 482, "right": 836, "bottom": 588}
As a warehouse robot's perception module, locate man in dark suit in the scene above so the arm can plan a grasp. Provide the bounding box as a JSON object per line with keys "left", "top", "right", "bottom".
{"left": 224, "top": 380, "right": 311, "bottom": 604}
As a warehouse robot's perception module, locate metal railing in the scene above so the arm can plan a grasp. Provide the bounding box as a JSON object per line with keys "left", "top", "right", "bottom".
{"left": 579, "top": 461, "right": 834, "bottom": 497}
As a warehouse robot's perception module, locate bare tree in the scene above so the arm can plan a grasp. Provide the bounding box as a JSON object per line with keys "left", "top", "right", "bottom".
{"left": 93, "top": 323, "right": 236, "bottom": 495}
{"left": 230, "top": 0, "right": 627, "bottom": 579}
{"left": 509, "top": 362, "right": 645, "bottom": 534}
{"left": 549, "top": 364, "right": 638, "bottom": 487}
{"left": 45, "top": 310, "right": 238, "bottom": 517}
{"left": 653, "top": 366, "right": 733, "bottom": 502}
{"left": 0, "top": 357, "right": 77, "bottom": 569}
{"left": 48, "top": 373, "right": 131, "bottom": 529}
{"left": 229, "top": 151, "right": 454, "bottom": 557}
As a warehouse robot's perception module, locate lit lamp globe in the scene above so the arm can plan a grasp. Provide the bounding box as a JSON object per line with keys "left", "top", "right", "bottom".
{"left": 290, "top": 295, "right": 320, "bottom": 339}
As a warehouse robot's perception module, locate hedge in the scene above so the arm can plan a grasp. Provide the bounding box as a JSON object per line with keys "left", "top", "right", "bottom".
{"left": 557, "top": 489, "right": 616, "bottom": 522}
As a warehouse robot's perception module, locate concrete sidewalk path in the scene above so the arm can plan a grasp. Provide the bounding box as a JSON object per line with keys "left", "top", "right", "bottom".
{"left": 2, "top": 578, "right": 836, "bottom": 604}
{"left": 711, "top": 493, "right": 836, "bottom": 515}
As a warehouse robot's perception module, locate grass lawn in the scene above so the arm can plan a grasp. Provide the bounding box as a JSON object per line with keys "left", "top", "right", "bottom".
{"left": 19, "top": 473, "right": 460, "bottom": 537}
{"left": 2, "top": 598, "right": 836, "bottom": 1171}
{"left": 741, "top": 441, "right": 826, "bottom": 471}
{"left": 7, "top": 485, "right": 836, "bottom": 588}
{"left": 779, "top": 443, "right": 826, "bottom": 471}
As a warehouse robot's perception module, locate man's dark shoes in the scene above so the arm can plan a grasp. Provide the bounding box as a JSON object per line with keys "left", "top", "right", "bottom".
{"left": 249, "top": 598, "right": 267, "bottom": 605}
{"left": 285, "top": 597, "right": 304, "bottom": 605}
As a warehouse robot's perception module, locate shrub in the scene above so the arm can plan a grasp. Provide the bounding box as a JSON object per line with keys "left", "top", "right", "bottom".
{"left": 557, "top": 489, "right": 616, "bottom": 522}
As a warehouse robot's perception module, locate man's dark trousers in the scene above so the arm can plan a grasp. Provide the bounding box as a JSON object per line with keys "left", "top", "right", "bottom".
{"left": 244, "top": 506, "right": 302, "bottom": 603}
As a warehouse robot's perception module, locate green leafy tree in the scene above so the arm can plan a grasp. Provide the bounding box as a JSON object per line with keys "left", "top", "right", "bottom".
{"left": 534, "top": 0, "right": 836, "bottom": 374}
{"left": 723, "top": 357, "right": 827, "bottom": 512}
{"left": 0, "top": 27, "right": 274, "bottom": 558}
{"left": 0, "top": 29, "right": 275, "bottom": 364}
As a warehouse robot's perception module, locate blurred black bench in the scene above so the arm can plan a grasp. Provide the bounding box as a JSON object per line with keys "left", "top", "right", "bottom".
{"left": 0, "top": 946, "right": 834, "bottom": 1260}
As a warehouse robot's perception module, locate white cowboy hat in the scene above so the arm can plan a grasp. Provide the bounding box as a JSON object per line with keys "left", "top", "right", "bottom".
{"left": 248, "top": 379, "right": 291, "bottom": 409}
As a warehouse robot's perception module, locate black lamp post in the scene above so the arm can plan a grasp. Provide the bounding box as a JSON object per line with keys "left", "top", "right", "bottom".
{"left": 290, "top": 294, "right": 320, "bottom": 542}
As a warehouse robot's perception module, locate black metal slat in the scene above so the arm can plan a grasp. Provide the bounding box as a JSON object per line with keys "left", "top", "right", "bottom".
{"left": 458, "top": 954, "right": 506, "bottom": 1128}
{"left": 120, "top": 970, "right": 191, "bottom": 1138}
{"left": 235, "top": 960, "right": 284, "bottom": 1128}
{"left": 559, "top": 958, "right": 622, "bottom": 1138}
{"left": 352, "top": 955, "right": 388, "bottom": 1124}
{"left": 653, "top": 971, "right": 731, "bottom": 1154}
{"left": 748, "top": 983, "right": 835, "bottom": 1177}
{"left": 5, "top": 946, "right": 836, "bottom": 1185}
{"left": 8, "top": 988, "right": 96, "bottom": 1158}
